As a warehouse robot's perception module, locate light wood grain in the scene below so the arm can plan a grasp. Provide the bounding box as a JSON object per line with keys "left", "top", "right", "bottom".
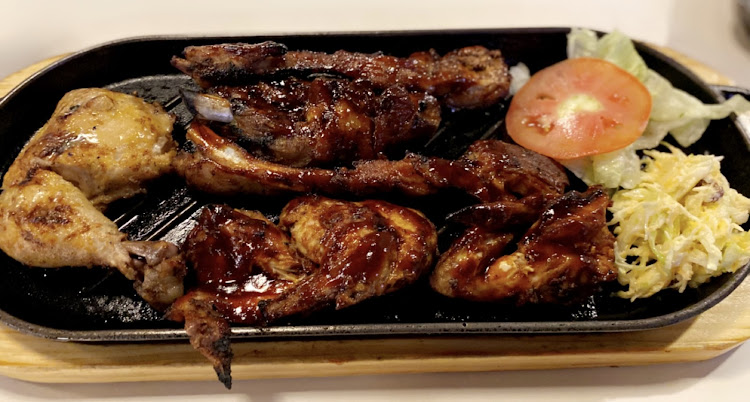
{"left": 0, "top": 55, "right": 65, "bottom": 97}
{"left": 0, "top": 47, "right": 748, "bottom": 384}
{"left": 650, "top": 45, "right": 736, "bottom": 87}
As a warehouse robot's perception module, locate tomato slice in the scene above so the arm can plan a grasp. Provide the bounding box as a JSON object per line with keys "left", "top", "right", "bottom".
{"left": 506, "top": 57, "right": 651, "bottom": 160}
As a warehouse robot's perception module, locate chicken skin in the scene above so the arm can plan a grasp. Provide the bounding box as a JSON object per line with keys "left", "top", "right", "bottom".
{"left": 430, "top": 187, "right": 617, "bottom": 304}
{"left": 0, "top": 169, "right": 131, "bottom": 269}
{"left": 4, "top": 88, "right": 176, "bottom": 209}
{"left": 0, "top": 88, "right": 185, "bottom": 309}
{"left": 271, "top": 195, "right": 438, "bottom": 316}
{"left": 167, "top": 196, "right": 438, "bottom": 388}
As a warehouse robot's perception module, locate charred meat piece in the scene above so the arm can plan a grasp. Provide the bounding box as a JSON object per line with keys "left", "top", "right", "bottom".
{"left": 173, "top": 42, "right": 510, "bottom": 109}
{"left": 175, "top": 121, "right": 337, "bottom": 195}
{"left": 430, "top": 187, "right": 617, "bottom": 304}
{"left": 172, "top": 41, "right": 289, "bottom": 88}
{"left": 167, "top": 197, "right": 437, "bottom": 388}
{"left": 174, "top": 120, "right": 438, "bottom": 196}
{"left": 167, "top": 294, "right": 234, "bottom": 389}
{"left": 195, "top": 77, "right": 440, "bottom": 167}
{"left": 175, "top": 121, "right": 568, "bottom": 203}
{"left": 174, "top": 42, "right": 509, "bottom": 169}
{"left": 0, "top": 88, "right": 186, "bottom": 309}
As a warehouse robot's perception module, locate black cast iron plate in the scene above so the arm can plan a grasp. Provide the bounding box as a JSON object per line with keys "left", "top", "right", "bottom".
{"left": 0, "top": 28, "right": 748, "bottom": 342}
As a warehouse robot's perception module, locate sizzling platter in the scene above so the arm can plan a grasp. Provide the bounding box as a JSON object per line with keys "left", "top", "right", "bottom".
{"left": 0, "top": 28, "right": 747, "bottom": 347}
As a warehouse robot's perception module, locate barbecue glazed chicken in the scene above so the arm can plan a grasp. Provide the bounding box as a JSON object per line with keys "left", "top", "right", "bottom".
{"left": 431, "top": 187, "right": 617, "bottom": 304}
{"left": 175, "top": 121, "right": 569, "bottom": 201}
{"left": 173, "top": 41, "right": 510, "bottom": 109}
{"left": 167, "top": 196, "right": 438, "bottom": 388}
{"left": 0, "top": 88, "right": 186, "bottom": 309}
{"left": 185, "top": 77, "right": 441, "bottom": 167}
{"left": 173, "top": 42, "right": 510, "bottom": 167}
{"left": 419, "top": 142, "right": 616, "bottom": 304}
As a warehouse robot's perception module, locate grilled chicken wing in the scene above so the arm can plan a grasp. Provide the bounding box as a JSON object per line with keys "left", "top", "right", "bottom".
{"left": 166, "top": 205, "right": 308, "bottom": 387}
{"left": 0, "top": 88, "right": 185, "bottom": 309}
{"left": 430, "top": 187, "right": 617, "bottom": 304}
{"left": 167, "top": 196, "right": 437, "bottom": 388}
{"left": 269, "top": 195, "right": 438, "bottom": 316}
{"left": 172, "top": 42, "right": 510, "bottom": 109}
{"left": 187, "top": 77, "right": 441, "bottom": 167}
{"left": 176, "top": 121, "right": 568, "bottom": 202}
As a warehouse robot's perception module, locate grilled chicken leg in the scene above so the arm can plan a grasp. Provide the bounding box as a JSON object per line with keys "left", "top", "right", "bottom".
{"left": 0, "top": 88, "right": 186, "bottom": 309}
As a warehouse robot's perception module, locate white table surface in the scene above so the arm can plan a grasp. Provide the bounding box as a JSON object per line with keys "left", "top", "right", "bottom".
{"left": 1, "top": 0, "right": 749, "bottom": 400}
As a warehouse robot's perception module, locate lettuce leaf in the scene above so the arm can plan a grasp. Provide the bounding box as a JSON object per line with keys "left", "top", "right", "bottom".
{"left": 563, "top": 28, "right": 750, "bottom": 189}
{"left": 508, "top": 62, "right": 530, "bottom": 96}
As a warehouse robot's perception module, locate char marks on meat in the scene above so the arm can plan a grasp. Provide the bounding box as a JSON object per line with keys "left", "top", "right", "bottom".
{"left": 173, "top": 41, "right": 510, "bottom": 109}
{"left": 173, "top": 41, "right": 510, "bottom": 168}
{"left": 207, "top": 77, "right": 440, "bottom": 167}
{"left": 171, "top": 41, "right": 289, "bottom": 87}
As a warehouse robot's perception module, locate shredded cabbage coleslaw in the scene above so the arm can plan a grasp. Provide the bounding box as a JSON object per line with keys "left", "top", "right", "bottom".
{"left": 508, "top": 29, "right": 750, "bottom": 300}
{"left": 609, "top": 145, "right": 750, "bottom": 300}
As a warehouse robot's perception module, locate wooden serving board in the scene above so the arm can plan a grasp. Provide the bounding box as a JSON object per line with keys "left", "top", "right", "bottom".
{"left": 0, "top": 49, "right": 747, "bottom": 384}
